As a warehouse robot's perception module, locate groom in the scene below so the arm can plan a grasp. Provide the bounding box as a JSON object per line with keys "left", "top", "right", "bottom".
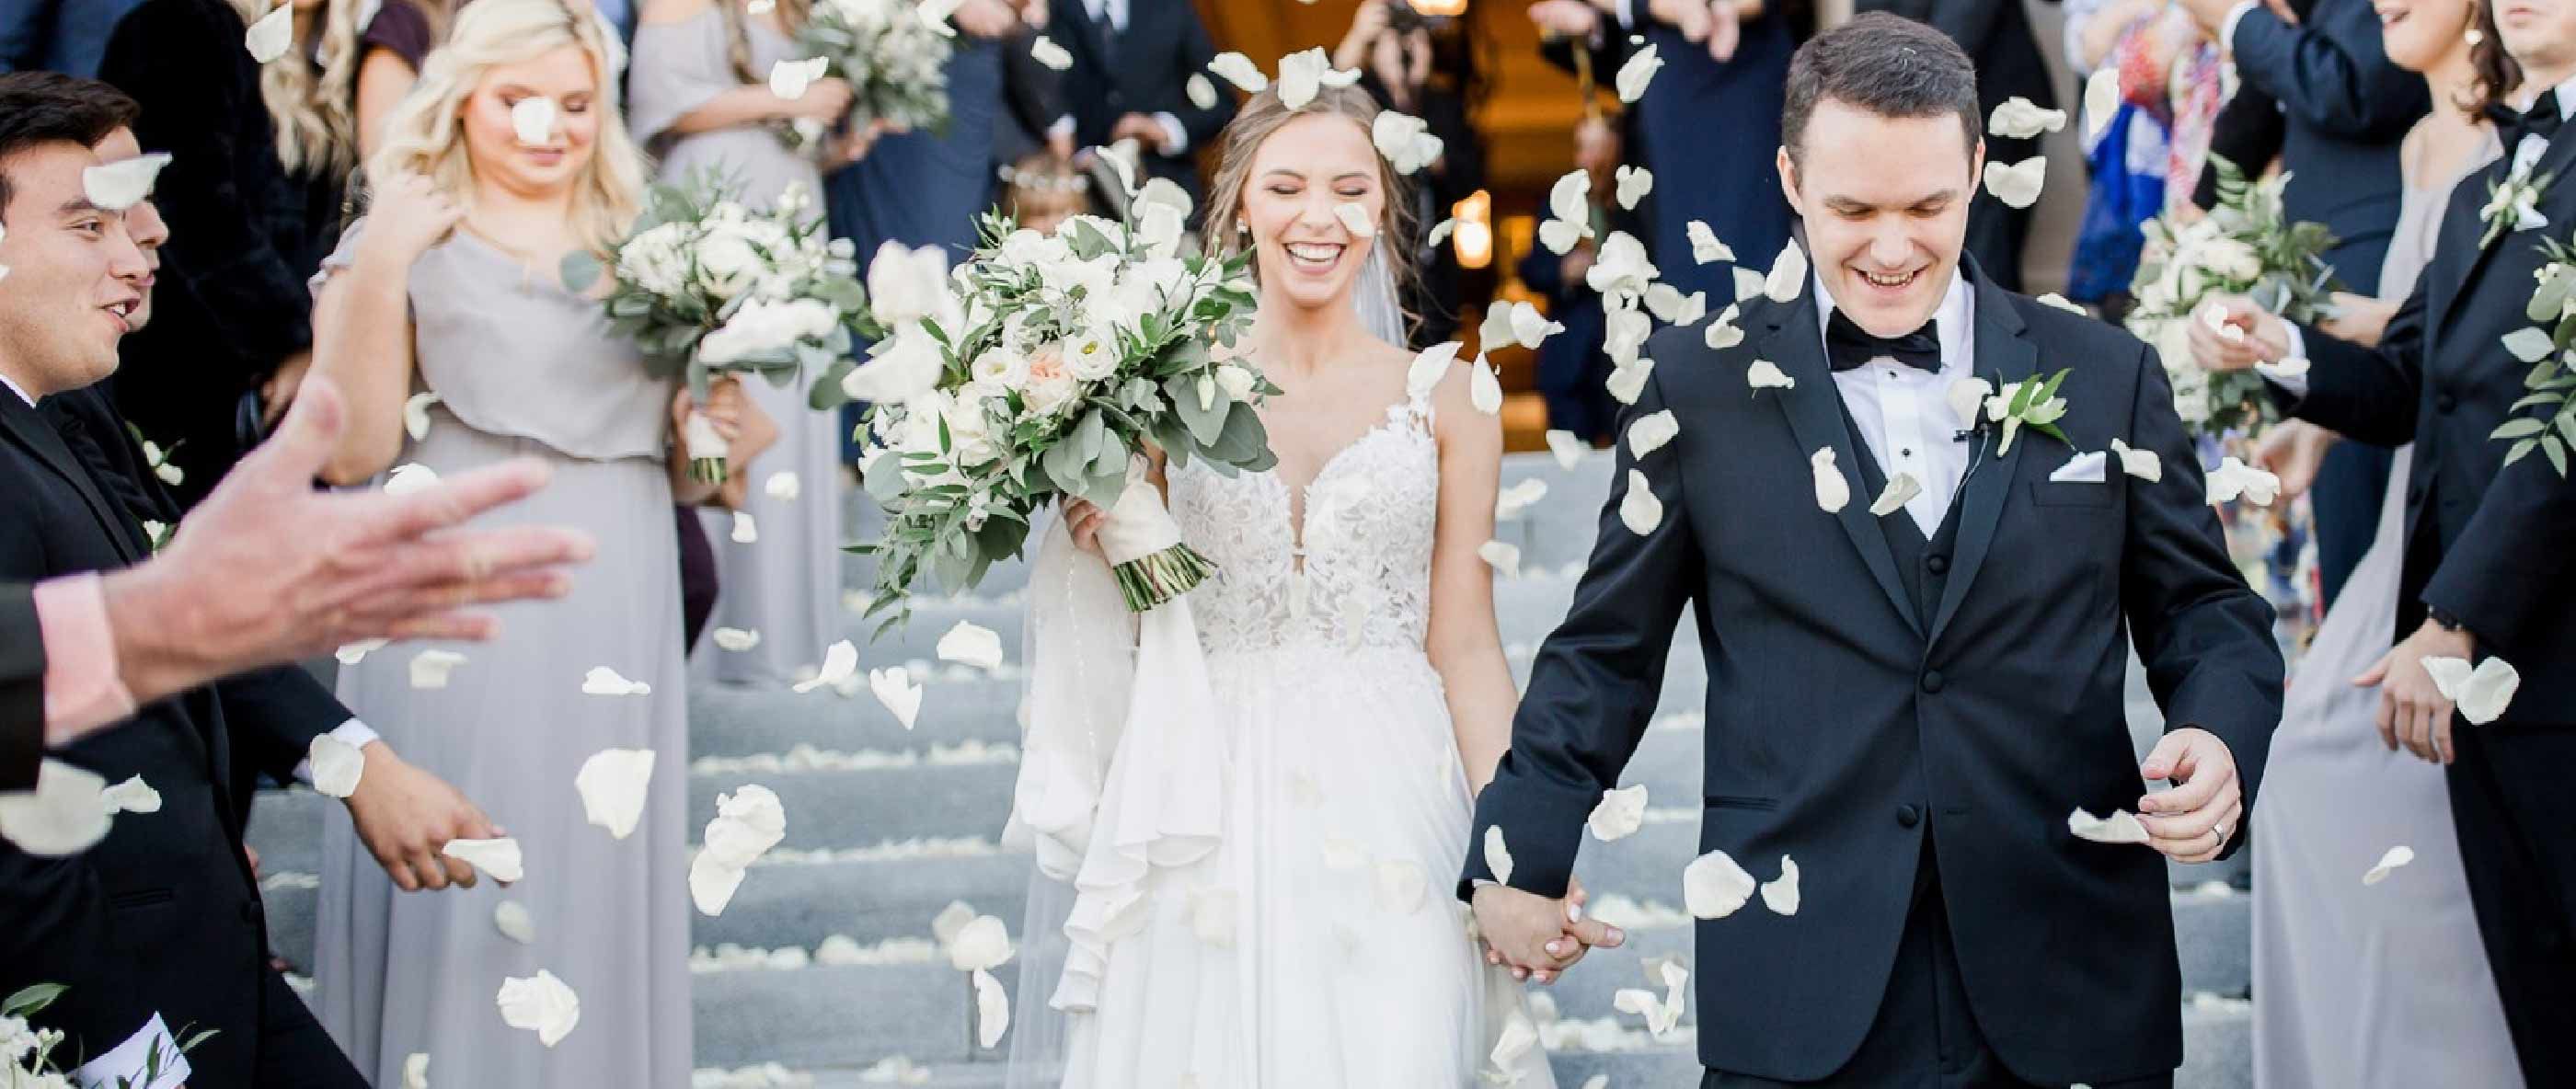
{"left": 1462, "top": 16, "right": 2283, "bottom": 1087}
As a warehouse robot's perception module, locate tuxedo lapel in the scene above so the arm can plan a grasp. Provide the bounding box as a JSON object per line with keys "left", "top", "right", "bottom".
{"left": 1926, "top": 267, "right": 2039, "bottom": 646}
{"left": 1755, "top": 291, "right": 1926, "bottom": 636}
{"left": 2437, "top": 131, "right": 2576, "bottom": 331}
{"left": 0, "top": 391, "right": 144, "bottom": 567}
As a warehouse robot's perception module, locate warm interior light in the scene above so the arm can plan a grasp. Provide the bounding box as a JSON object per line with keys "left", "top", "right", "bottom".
{"left": 1412, "top": 0, "right": 1468, "bottom": 16}
{"left": 1453, "top": 189, "right": 1492, "bottom": 269}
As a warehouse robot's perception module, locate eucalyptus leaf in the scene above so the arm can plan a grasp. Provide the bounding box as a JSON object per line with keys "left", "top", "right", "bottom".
{"left": 2494, "top": 418, "right": 2547, "bottom": 440}
{"left": 2503, "top": 327, "right": 2556, "bottom": 363}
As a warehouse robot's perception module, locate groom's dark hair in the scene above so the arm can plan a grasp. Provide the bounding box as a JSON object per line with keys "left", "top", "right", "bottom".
{"left": 1780, "top": 14, "right": 1980, "bottom": 169}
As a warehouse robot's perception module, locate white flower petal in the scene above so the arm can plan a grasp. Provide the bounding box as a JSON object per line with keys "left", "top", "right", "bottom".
{"left": 1869, "top": 472, "right": 1921, "bottom": 518}
{"left": 2204, "top": 456, "right": 2283, "bottom": 506}
{"left": 99, "top": 774, "right": 160, "bottom": 815}
{"left": 81, "top": 152, "right": 171, "bottom": 212}
{"left": 2068, "top": 807, "right": 2152, "bottom": 844}
{"left": 0, "top": 760, "right": 110, "bottom": 855}
{"left": 403, "top": 1052, "right": 430, "bottom": 1089}
{"left": 1988, "top": 96, "right": 2068, "bottom": 140}
{"left": 1745, "top": 359, "right": 1794, "bottom": 393}
{"left": 1407, "top": 341, "right": 1461, "bottom": 401}
{"left": 1605, "top": 357, "right": 1653, "bottom": 406}
{"left": 972, "top": 968, "right": 1010, "bottom": 1049}
{"left": 1620, "top": 468, "right": 1663, "bottom": 535}
{"left": 1732, "top": 266, "right": 1767, "bottom": 302}
{"left": 245, "top": 1, "right": 293, "bottom": 63}
{"left": 2422, "top": 655, "right": 2522, "bottom": 725}
{"left": 335, "top": 638, "right": 388, "bottom": 665}
{"left": 1029, "top": 35, "right": 1074, "bottom": 72}
{"left": 1547, "top": 430, "right": 1588, "bottom": 470}
{"left": 442, "top": 836, "right": 524, "bottom": 883}
{"left": 1688, "top": 220, "right": 1734, "bottom": 265}
{"left": 1615, "top": 165, "right": 1654, "bottom": 210}
{"left": 494, "top": 900, "right": 537, "bottom": 944}
{"left": 1483, "top": 825, "right": 1514, "bottom": 887}
{"left": 937, "top": 621, "right": 1005, "bottom": 672}
{"left": 1470, "top": 355, "right": 1504, "bottom": 415}
{"left": 310, "top": 733, "right": 368, "bottom": 797}
{"left": 1374, "top": 859, "right": 1428, "bottom": 914}
{"left": 1185, "top": 73, "right": 1218, "bottom": 110}
{"left": 693, "top": 785, "right": 787, "bottom": 914}
{"left": 510, "top": 96, "right": 558, "bottom": 146}
{"left": 1587, "top": 784, "right": 1649, "bottom": 842}
{"left": 870, "top": 667, "right": 925, "bottom": 729}
{"left": 574, "top": 748, "right": 656, "bottom": 841}
{"left": 407, "top": 648, "right": 466, "bottom": 690}
{"left": 2036, "top": 292, "right": 2087, "bottom": 315}
{"left": 1811, "top": 447, "right": 1851, "bottom": 513}
{"left": 1764, "top": 241, "right": 1807, "bottom": 303}
{"left": 1945, "top": 377, "right": 1993, "bottom": 430}
{"left": 1546, "top": 167, "right": 1591, "bottom": 225}
{"left": 711, "top": 626, "right": 762, "bottom": 652}
{"left": 1760, "top": 854, "right": 1801, "bottom": 915}
{"left": 1706, "top": 307, "right": 1748, "bottom": 350}
{"left": 1536, "top": 216, "right": 1584, "bottom": 256}
{"left": 580, "top": 666, "right": 651, "bottom": 696}
{"left": 403, "top": 392, "right": 441, "bottom": 441}
{"left": 1331, "top": 201, "right": 1376, "bottom": 237}
{"left": 1683, "top": 848, "right": 1757, "bottom": 918}
{"left": 1614, "top": 42, "right": 1662, "bottom": 102}
{"left": 932, "top": 900, "right": 980, "bottom": 945}
{"left": 2363, "top": 845, "right": 2416, "bottom": 885}
{"left": 1509, "top": 302, "right": 1565, "bottom": 350}
{"left": 2110, "top": 439, "right": 2163, "bottom": 482}
{"left": 496, "top": 970, "right": 581, "bottom": 1047}
{"left": 767, "top": 56, "right": 827, "bottom": 100}
{"left": 1372, "top": 110, "right": 1444, "bottom": 174}
{"left": 383, "top": 463, "right": 440, "bottom": 497}
{"left": 1982, "top": 156, "right": 2047, "bottom": 209}
{"left": 764, "top": 472, "right": 801, "bottom": 501}
{"left": 1426, "top": 216, "right": 1455, "bottom": 247}
{"left": 2083, "top": 67, "right": 2120, "bottom": 143}
{"left": 728, "top": 509, "right": 760, "bottom": 544}
{"left": 946, "top": 914, "right": 1014, "bottom": 972}
{"left": 1487, "top": 1006, "right": 1539, "bottom": 1082}
{"left": 1478, "top": 540, "right": 1522, "bottom": 579}
{"left": 1208, "top": 52, "right": 1269, "bottom": 93}
{"left": 793, "top": 640, "right": 859, "bottom": 694}
{"left": 1628, "top": 410, "right": 1679, "bottom": 458}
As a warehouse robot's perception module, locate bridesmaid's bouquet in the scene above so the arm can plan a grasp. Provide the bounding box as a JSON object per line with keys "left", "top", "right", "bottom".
{"left": 778, "top": 0, "right": 955, "bottom": 156}
{"left": 2494, "top": 238, "right": 2576, "bottom": 476}
{"left": 818, "top": 198, "right": 1270, "bottom": 625}
{"left": 2126, "top": 155, "right": 2341, "bottom": 439}
{"left": 564, "top": 172, "right": 865, "bottom": 483}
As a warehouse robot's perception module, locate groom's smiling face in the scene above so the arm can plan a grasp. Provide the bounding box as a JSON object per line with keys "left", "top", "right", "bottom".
{"left": 1777, "top": 96, "right": 1981, "bottom": 339}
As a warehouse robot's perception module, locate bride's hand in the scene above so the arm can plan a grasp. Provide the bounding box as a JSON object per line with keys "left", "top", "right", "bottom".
{"left": 1064, "top": 498, "right": 1108, "bottom": 556}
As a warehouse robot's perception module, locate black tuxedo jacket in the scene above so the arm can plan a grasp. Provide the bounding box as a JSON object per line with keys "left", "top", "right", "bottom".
{"left": 2291, "top": 127, "right": 2576, "bottom": 725}
{"left": 0, "top": 384, "right": 346, "bottom": 1083}
{"left": 1463, "top": 261, "right": 2282, "bottom": 1083}
{"left": 2, "top": 579, "right": 38, "bottom": 790}
{"left": 1044, "top": 0, "right": 1233, "bottom": 202}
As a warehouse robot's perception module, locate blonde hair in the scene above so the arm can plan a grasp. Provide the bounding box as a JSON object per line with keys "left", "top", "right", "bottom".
{"left": 1201, "top": 82, "right": 1415, "bottom": 289}
{"left": 228, "top": 0, "right": 410, "bottom": 177}
{"left": 368, "top": 0, "right": 646, "bottom": 256}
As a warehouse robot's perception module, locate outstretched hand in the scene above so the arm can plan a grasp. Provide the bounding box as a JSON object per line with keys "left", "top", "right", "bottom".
{"left": 1473, "top": 876, "right": 1626, "bottom": 983}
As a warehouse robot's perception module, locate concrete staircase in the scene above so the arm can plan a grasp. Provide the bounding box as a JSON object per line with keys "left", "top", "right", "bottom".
{"left": 242, "top": 447, "right": 2255, "bottom": 1086}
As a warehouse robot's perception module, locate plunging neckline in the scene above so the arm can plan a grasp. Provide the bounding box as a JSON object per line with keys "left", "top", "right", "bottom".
{"left": 1257, "top": 398, "right": 1427, "bottom": 570}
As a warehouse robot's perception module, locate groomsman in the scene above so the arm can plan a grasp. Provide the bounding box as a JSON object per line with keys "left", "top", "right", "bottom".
{"left": 1045, "top": 0, "right": 1235, "bottom": 204}
{"left": 2196, "top": 0, "right": 2576, "bottom": 1073}
{"left": 1468, "top": 17, "right": 2282, "bottom": 1087}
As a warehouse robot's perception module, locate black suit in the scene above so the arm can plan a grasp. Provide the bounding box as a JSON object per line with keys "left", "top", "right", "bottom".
{"left": 1045, "top": 0, "right": 1233, "bottom": 204}
{"left": 1858, "top": 0, "right": 2059, "bottom": 292}
{"left": 2289, "top": 122, "right": 2576, "bottom": 1084}
{"left": 1464, "top": 259, "right": 2282, "bottom": 1084}
{"left": 993, "top": 21, "right": 1068, "bottom": 173}
{"left": 0, "top": 386, "right": 365, "bottom": 1087}
{"left": 2, "top": 580, "right": 40, "bottom": 790}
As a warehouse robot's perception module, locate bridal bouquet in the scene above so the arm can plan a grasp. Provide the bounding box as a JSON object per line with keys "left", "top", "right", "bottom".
{"left": 777, "top": 0, "right": 954, "bottom": 156}
{"left": 564, "top": 172, "right": 863, "bottom": 483}
{"left": 2493, "top": 239, "right": 2576, "bottom": 475}
{"left": 2126, "top": 155, "right": 2340, "bottom": 438}
{"left": 822, "top": 201, "right": 1269, "bottom": 624}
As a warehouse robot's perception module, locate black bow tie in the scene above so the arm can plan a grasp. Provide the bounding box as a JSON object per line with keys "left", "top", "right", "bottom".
{"left": 1825, "top": 308, "right": 1941, "bottom": 373}
{"left": 2486, "top": 90, "right": 2564, "bottom": 146}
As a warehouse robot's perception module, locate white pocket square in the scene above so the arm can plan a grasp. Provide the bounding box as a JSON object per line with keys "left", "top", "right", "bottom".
{"left": 2050, "top": 450, "right": 2108, "bottom": 484}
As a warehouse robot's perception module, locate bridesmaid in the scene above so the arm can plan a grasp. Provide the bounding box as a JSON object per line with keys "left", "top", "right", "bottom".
{"left": 630, "top": 0, "right": 853, "bottom": 681}
{"left": 305, "top": 2, "right": 741, "bottom": 1083}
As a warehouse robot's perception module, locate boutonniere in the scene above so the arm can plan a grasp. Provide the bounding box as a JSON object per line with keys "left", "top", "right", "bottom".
{"left": 2480, "top": 164, "right": 2553, "bottom": 249}
{"left": 140, "top": 520, "right": 174, "bottom": 554}
{"left": 124, "top": 423, "right": 185, "bottom": 487}
{"left": 1954, "top": 368, "right": 2073, "bottom": 455}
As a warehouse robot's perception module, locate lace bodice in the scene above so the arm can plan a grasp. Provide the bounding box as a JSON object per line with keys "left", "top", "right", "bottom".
{"left": 1167, "top": 394, "right": 1439, "bottom": 656}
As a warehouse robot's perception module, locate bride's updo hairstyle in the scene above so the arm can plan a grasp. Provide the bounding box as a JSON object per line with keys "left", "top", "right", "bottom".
{"left": 1200, "top": 81, "right": 1416, "bottom": 291}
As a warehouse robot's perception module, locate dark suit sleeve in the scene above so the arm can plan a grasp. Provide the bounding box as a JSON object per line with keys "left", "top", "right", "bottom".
{"left": 2192, "top": 86, "right": 2289, "bottom": 209}
{"left": 1165, "top": 1, "right": 1232, "bottom": 149}
{"left": 1461, "top": 361, "right": 1699, "bottom": 900}
{"left": 1, "top": 581, "right": 40, "bottom": 791}
{"left": 2226, "top": 1, "right": 2431, "bottom": 142}
{"left": 2422, "top": 427, "right": 2576, "bottom": 657}
{"left": 1000, "top": 25, "right": 1066, "bottom": 150}
{"left": 2285, "top": 277, "right": 2427, "bottom": 446}
{"left": 214, "top": 666, "right": 351, "bottom": 789}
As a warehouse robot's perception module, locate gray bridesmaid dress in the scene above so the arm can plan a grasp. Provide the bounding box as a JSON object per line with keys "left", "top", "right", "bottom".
{"left": 630, "top": 6, "right": 845, "bottom": 685}
{"left": 312, "top": 223, "right": 694, "bottom": 1087}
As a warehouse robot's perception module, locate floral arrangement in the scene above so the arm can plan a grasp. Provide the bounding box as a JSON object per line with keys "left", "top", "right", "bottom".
{"left": 819, "top": 196, "right": 1269, "bottom": 625}
{"left": 781, "top": 0, "right": 955, "bottom": 155}
{"left": 2493, "top": 238, "right": 2576, "bottom": 475}
{"left": 563, "top": 172, "right": 864, "bottom": 483}
{"left": 2125, "top": 155, "right": 2340, "bottom": 438}
{"left": 6, "top": 983, "right": 211, "bottom": 1088}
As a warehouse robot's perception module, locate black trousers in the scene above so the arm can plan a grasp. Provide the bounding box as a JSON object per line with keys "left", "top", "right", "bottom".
{"left": 1704, "top": 843, "right": 2174, "bottom": 1089}
{"left": 2448, "top": 724, "right": 2576, "bottom": 1086}
{"left": 230, "top": 969, "right": 365, "bottom": 1088}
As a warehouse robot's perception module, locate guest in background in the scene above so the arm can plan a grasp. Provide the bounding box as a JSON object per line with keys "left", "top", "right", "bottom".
{"left": 1044, "top": 0, "right": 1233, "bottom": 205}
{"left": 992, "top": 0, "right": 1072, "bottom": 186}
{"left": 304, "top": 3, "right": 699, "bottom": 1083}
{"left": 0, "top": 0, "right": 148, "bottom": 76}
{"left": 1000, "top": 152, "right": 1098, "bottom": 235}
{"left": 353, "top": 0, "right": 454, "bottom": 159}
{"left": 1519, "top": 113, "right": 1631, "bottom": 446}
{"left": 1856, "top": 0, "right": 2060, "bottom": 291}
{"left": 1339, "top": 0, "right": 1487, "bottom": 344}
{"left": 629, "top": 0, "right": 845, "bottom": 673}
{"left": 94, "top": 0, "right": 374, "bottom": 508}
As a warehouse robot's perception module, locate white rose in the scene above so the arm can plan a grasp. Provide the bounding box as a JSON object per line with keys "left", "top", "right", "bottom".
{"left": 969, "top": 347, "right": 1031, "bottom": 394}
{"left": 942, "top": 394, "right": 1003, "bottom": 466}
{"left": 615, "top": 222, "right": 692, "bottom": 298}
{"left": 698, "top": 297, "right": 840, "bottom": 364}
{"left": 1061, "top": 330, "right": 1121, "bottom": 382}
{"left": 693, "top": 224, "right": 765, "bottom": 301}
{"left": 1213, "top": 363, "right": 1257, "bottom": 404}
{"left": 840, "top": 320, "right": 947, "bottom": 404}
{"left": 2200, "top": 238, "right": 2263, "bottom": 283}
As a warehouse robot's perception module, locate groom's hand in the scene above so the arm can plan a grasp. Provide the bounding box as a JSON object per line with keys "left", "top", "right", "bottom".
{"left": 1473, "top": 877, "right": 1624, "bottom": 983}
{"left": 2137, "top": 728, "right": 2243, "bottom": 864}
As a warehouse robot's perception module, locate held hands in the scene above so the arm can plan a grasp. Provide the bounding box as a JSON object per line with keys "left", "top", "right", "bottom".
{"left": 1473, "top": 877, "right": 1626, "bottom": 984}
{"left": 2137, "top": 728, "right": 2243, "bottom": 864}
{"left": 2185, "top": 296, "right": 2293, "bottom": 373}
{"left": 2355, "top": 619, "right": 2478, "bottom": 764}
{"left": 342, "top": 741, "right": 505, "bottom": 891}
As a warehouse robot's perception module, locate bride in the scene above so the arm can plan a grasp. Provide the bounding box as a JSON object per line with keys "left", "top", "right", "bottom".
{"left": 1002, "top": 83, "right": 1584, "bottom": 1086}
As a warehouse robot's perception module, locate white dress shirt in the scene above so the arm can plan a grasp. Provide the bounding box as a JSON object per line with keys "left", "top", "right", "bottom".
{"left": 1815, "top": 269, "right": 1979, "bottom": 538}
{"left": 0, "top": 371, "right": 31, "bottom": 407}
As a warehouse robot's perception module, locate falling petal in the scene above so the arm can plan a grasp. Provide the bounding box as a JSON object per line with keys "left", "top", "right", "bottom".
{"left": 1628, "top": 410, "right": 1679, "bottom": 458}
{"left": 310, "top": 733, "right": 367, "bottom": 797}
{"left": 1374, "top": 859, "right": 1428, "bottom": 914}
{"left": 1332, "top": 201, "right": 1376, "bottom": 237}
{"left": 1487, "top": 1007, "right": 1539, "bottom": 1082}
{"left": 407, "top": 648, "right": 466, "bottom": 690}
{"left": 2110, "top": 439, "right": 2163, "bottom": 482}
{"left": 1745, "top": 359, "right": 1793, "bottom": 393}
{"left": 580, "top": 666, "right": 651, "bottom": 696}
{"left": 245, "top": 1, "right": 293, "bottom": 63}
{"left": 2067, "top": 807, "right": 2152, "bottom": 844}
{"left": 1208, "top": 52, "right": 1269, "bottom": 92}
{"left": 1763, "top": 241, "right": 1807, "bottom": 303}
{"left": 931, "top": 901, "right": 979, "bottom": 945}
{"left": 1546, "top": 430, "right": 1587, "bottom": 470}
{"left": 2422, "top": 655, "right": 2522, "bottom": 725}
{"left": 1483, "top": 825, "right": 1514, "bottom": 887}
{"left": 972, "top": 968, "right": 1009, "bottom": 1048}
{"left": 403, "top": 392, "right": 441, "bottom": 441}
{"left": 2205, "top": 456, "right": 2283, "bottom": 506}
{"left": 1495, "top": 478, "right": 1549, "bottom": 520}
{"left": 1478, "top": 540, "right": 1522, "bottom": 579}
{"left": 1614, "top": 42, "right": 1662, "bottom": 102}
{"left": 81, "top": 153, "right": 171, "bottom": 212}
{"left": 1185, "top": 72, "right": 1218, "bottom": 109}
{"left": 1945, "top": 377, "right": 1992, "bottom": 430}
{"left": 1869, "top": 472, "right": 1921, "bottom": 518}
{"left": 403, "top": 1053, "right": 430, "bottom": 1089}
{"left": 1537, "top": 216, "right": 1585, "bottom": 257}
{"left": 384, "top": 463, "right": 440, "bottom": 497}
{"left": 335, "top": 638, "right": 388, "bottom": 665}
{"left": 1426, "top": 217, "right": 1455, "bottom": 246}
{"left": 1546, "top": 167, "right": 1591, "bottom": 225}
{"left": 1587, "top": 784, "right": 1649, "bottom": 842}
{"left": 1470, "top": 356, "right": 1504, "bottom": 415}
{"left": 1620, "top": 469, "right": 1663, "bottom": 535}
{"left": 767, "top": 56, "right": 827, "bottom": 100}
{"left": 1983, "top": 156, "right": 2047, "bottom": 209}
{"left": 0, "top": 761, "right": 110, "bottom": 855}
{"left": 730, "top": 510, "right": 758, "bottom": 544}
{"left": 1688, "top": 220, "right": 1733, "bottom": 264}
{"left": 1605, "top": 357, "right": 1653, "bottom": 406}
{"left": 711, "top": 627, "right": 762, "bottom": 652}
{"left": 1615, "top": 165, "right": 1653, "bottom": 210}
{"left": 2363, "top": 845, "right": 2416, "bottom": 886}
{"left": 1732, "top": 266, "right": 1766, "bottom": 302}
{"left": 99, "top": 774, "right": 160, "bottom": 815}
{"left": 1408, "top": 341, "right": 1462, "bottom": 401}
{"left": 2036, "top": 292, "right": 2087, "bottom": 315}
{"left": 947, "top": 914, "right": 1014, "bottom": 972}
{"left": 510, "top": 96, "right": 558, "bottom": 146}
{"left": 2083, "top": 67, "right": 2120, "bottom": 143}
{"left": 1508, "top": 302, "right": 1565, "bottom": 350}
{"left": 937, "top": 622, "right": 1005, "bottom": 671}
{"left": 1684, "top": 848, "right": 1757, "bottom": 918}
{"left": 496, "top": 970, "right": 581, "bottom": 1047}
{"left": 574, "top": 748, "right": 656, "bottom": 840}
{"left": 1029, "top": 35, "right": 1074, "bottom": 72}
{"left": 1811, "top": 447, "right": 1851, "bottom": 513}
{"left": 1760, "top": 854, "right": 1801, "bottom": 915}
{"left": 692, "top": 785, "right": 787, "bottom": 914}
{"left": 442, "top": 836, "right": 524, "bottom": 883}
{"left": 494, "top": 900, "right": 537, "bottom": 944}
{"left": 1705, "top": 307, "right": 1748, "bottom": 350}
{"left": 792, "top": 640, "right": 858, "bottom": 694}
{"left": 1372, "top": 110, "right": 1446, "bottom": 175}
{"left": 764, "top": 472, "right": 801, "bottom": 501}
{"left": 871, "top": 667, "right": 924, "bottom": 729}
{"left": 1987, "top": 96, "right": 2067, "bottom": 139}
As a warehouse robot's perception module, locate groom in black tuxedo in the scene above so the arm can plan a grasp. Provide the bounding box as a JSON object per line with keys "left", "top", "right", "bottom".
{"left": 1462, "top": 17, "right": 2283, "bottom": 1087}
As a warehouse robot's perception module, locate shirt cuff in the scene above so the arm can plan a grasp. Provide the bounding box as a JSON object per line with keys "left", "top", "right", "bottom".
{"left": 294, "top": 719, "right": 382, "bottom": 785}
{"left": 1151, "top": 111, "right": 1188, "bottom": 155}
{"left": 2221, "top": 0, "right": 2262, "bottom": 53}
{"left": 35, "top": 573, "right": 135, "bottom": 745}
{"left": 73, "top": 1013, "right": 190, "bottom": 1089}
{"left": 2266, "top": 323, "right": 2312, "bottom": 398}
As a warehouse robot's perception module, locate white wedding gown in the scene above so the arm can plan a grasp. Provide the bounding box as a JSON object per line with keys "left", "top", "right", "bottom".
{"left": 1044, "top": 384, "right": 1556, "bottom": 1087}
